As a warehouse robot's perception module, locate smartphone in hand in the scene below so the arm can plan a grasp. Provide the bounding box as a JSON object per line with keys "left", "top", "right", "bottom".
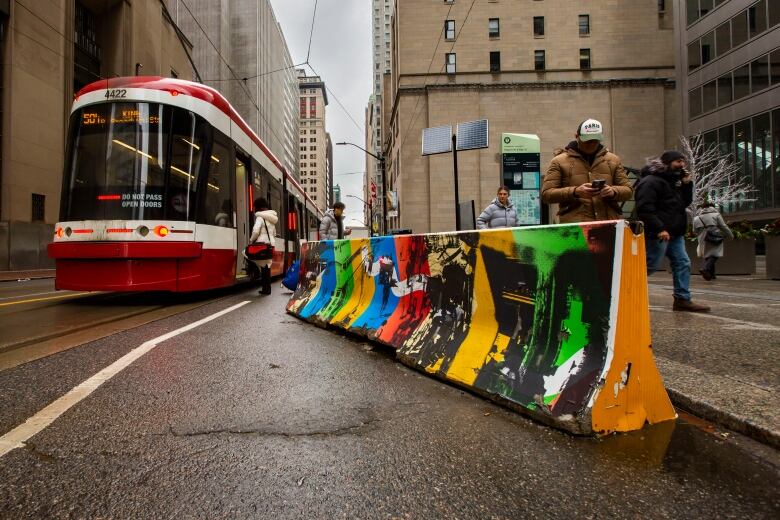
{"left": 591, "top": 179, "right": 606, "bottom": 191}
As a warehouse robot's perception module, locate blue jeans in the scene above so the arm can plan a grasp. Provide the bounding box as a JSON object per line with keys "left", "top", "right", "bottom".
{"left": 645, "top": 235, "right": 691, "bottom": 301}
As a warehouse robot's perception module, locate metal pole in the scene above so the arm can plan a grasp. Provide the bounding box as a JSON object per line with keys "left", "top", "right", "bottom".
{"left": 452, "top": 134, "right": 460, "bottom": 231}
{"left": 282, "top": 170, "right": 289, "bottom": 273}
{"left": 380, "top": 156, "right": 388, "bottom": 235}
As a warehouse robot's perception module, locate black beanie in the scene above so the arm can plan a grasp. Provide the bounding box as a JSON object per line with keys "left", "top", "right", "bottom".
{"left": 660, "top": 150, "right": 685, "bottom": 165}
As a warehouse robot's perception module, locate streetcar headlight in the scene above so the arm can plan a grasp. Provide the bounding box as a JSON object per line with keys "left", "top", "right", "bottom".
{"left": 154, "top": 225, "right": 169, "bottom": 237}
{"left": 138, "top": 225, "right": 149, "bottom": 237}
{"left": 55, "top": 227, "right": 64, "bottom": 238}
{"left": 65, "top": 227, "right": 72, "bottom": 237}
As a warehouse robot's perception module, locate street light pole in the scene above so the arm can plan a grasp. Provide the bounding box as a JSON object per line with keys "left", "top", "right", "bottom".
{"left": 346, "top": 194, "right": 374, "bottom": 236}
{"left": 337, "top": 142, "right": 386, "bottom": 235}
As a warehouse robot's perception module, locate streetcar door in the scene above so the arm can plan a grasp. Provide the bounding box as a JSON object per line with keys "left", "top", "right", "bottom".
{"left": 234, "top": 152, "right": 251, "bottom": 279}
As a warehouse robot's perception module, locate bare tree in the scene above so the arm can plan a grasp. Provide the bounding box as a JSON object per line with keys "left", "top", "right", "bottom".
{"left": 680, "top": 135, "right": 756, "bottom": 212}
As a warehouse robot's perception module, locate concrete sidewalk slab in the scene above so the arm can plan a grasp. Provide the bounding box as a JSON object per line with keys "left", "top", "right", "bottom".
{"left": 648, "top": 270, "right": 780, "bottom": 449}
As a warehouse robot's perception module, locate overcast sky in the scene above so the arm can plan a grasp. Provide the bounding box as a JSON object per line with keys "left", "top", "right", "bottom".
{"left": 269, "top": 0, "right": 372, "bottom": 226}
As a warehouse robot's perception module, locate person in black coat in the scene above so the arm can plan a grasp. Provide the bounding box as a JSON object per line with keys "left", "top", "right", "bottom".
{"left": 635, "top": 150, "right": 709, "bottom": 313}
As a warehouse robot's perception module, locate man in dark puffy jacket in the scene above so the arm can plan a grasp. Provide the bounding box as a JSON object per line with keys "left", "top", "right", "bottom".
{"left": 635, "top": 150, "right": 709, "bottom": 313}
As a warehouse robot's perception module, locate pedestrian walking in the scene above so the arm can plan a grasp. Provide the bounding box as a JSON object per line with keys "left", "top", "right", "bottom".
{"left": 246, "top": 197, "right": 278, "bottom": 295}
{"left": 635, "top": 151, "right": 709, "bottom": 312}
{"left": 477, "top": 187, "right": 519, "bottom": 229}
{"left": 541, "top": 118, "right": 633, "bottom": 223}
{"left": 693, "top": 202, "right": 733, "bottom": 281}
{"left": 319, "top": 202, "right": 352, "bottom": 240}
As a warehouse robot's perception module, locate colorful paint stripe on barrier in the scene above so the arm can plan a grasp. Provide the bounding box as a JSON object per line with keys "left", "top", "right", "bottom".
{"left": 286, "top": 221, "right": 676, "bottom": 435}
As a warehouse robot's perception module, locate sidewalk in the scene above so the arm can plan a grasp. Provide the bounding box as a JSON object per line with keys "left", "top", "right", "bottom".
{"left": 0, "top": 270, "right": 55, "bottom": 282}
{"left": 647, "top": 263, "right": 780, "bottom": 448}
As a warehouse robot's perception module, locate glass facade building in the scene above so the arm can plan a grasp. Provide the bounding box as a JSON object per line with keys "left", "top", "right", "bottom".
{"left": 676, "top": 0, "right": 780, "bottom": 222}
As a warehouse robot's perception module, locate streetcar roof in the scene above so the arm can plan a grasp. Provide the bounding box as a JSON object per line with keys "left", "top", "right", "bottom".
{"left": 74, "top": 77, "right": 322, "bottom": 217}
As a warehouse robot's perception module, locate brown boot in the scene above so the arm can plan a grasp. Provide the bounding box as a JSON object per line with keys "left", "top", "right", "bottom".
{"left": 673, "top": 298, "right": 710, "bottom": 313}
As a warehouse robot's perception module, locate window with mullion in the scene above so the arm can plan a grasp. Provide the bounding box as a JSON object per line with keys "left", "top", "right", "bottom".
{"left": 579, "top": 15, "right": 590, "bottom": 36}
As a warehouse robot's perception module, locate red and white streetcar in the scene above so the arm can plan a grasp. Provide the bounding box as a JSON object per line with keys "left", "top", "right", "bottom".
{"left": 49, "top": 77, "right": 321, "bottom": 292}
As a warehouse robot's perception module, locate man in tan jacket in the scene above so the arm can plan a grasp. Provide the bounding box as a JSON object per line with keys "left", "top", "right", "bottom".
{"left": 541, "top": 119, "right": 633, "bottom": 223}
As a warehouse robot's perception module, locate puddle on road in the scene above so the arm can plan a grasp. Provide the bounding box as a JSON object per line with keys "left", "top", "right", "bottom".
{"left": 588, "top": 412, "right": 779, "bottom": 503}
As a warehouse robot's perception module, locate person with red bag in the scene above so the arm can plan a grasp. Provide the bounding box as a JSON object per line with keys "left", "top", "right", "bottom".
{"left": 245, "top": 198, "right": 278, "bottom": 295}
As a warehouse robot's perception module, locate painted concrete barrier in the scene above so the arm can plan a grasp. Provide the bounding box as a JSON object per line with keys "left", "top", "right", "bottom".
{"left": 286, "top": 221, "right": 676, "bottom": 435}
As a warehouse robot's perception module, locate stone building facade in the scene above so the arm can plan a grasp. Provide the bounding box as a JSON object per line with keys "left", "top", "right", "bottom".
{"left": 383, "top": 0, "right": 681, "bottom": 234}
{"left": 675, "top": 0, "right": 779, "bottom": 223}
{"left": 298, "top": 70, "right": 329, "bottom": 214}
{"left": 0, "top": 0, "right": 195, "bottom": 270}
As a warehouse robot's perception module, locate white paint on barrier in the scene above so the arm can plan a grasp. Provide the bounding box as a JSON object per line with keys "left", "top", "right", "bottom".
{"left": 0, "top": 300, "right": 251, "bottom": 458}
{"left": 587, "top": 221, "right": 626, "bottom": 409}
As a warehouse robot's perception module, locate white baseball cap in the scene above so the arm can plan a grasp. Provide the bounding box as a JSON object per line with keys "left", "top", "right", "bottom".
{"left": 577, "top": 119, "right": 604, "bottom": 142}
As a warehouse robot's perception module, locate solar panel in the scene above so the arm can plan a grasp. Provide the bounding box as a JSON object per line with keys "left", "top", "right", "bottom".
{"left": 422, "top": 125, "right": 453, "bottom": 156}
{"left": 456, "top": 119, "right": 489, "bottom": 151}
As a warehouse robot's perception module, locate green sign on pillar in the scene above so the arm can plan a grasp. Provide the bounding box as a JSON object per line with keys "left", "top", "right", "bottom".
{"left": 501, "top": 133, "right": 541, "bottom": 225}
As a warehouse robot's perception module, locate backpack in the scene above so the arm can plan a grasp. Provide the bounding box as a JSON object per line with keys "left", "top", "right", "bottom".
{"left": 704, "top": 226, "right": 724, "bottom": 245}
{"left": 282, "top": 260, "right": 301, "bottom": 291}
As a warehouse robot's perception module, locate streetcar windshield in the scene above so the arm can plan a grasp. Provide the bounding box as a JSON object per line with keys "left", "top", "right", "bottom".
{"left": 62, "top": 103, "right": 210, "bottom": 221}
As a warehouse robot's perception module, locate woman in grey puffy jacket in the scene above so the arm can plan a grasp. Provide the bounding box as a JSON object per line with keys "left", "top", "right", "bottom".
{"left": 477, "top": 187, "right": 520, "bottom": 229}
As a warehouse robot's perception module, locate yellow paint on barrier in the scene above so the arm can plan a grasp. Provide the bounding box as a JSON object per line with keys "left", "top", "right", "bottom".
{"left": 591, "top": 227, "right": 677, "bottom": 433}
{"left": 445, "top": 230, "right": 515, "bottom": 386}
{"left": 328, "top": 240, "right": 376, "bottom": 328}
{"left": 487, "top": 333, "right": 511, "bottom": 364}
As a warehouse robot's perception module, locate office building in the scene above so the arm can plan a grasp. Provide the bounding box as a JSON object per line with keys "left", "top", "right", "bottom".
{"left": 165, "top": 0, "right": 299, "bottom": 178}
{"left": 676, "top": 0, "right": 779, "bottom": 222}
{"left": 298, "top": 70, "right": 329, "bottom": 213}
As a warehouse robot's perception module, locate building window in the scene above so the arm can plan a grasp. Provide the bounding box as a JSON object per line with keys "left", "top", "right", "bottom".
{"left": 687, "top": 41, "right": 701, "bottom": 71}
{"left": 702, "top": 80, "right": 717, "bottom": 112}
{"left": 732, "top": 10, "right": 749, "bottom": 47}
{"left": 733, "top": 64, "right": 751, "bottom": 100}
{"left": 771, "top": 0, "right": 780, "bottom": 28}
{"left": 686, "top": 0, "right": 699, "bottom": 25}
{"left": 751, "top": 55, "right": 770, "bottom": 93}
{"left": 310, "top": 138, "right": 316, "bottom": 143}
{"left": 31, "top": 194, "right": 45, "bottom": 222}
{"left": 689, "top": 87, "right": 702, "bottom": 118}
{"left": 700, "top": 30, "right": 714, "bottom": 65}
{"left": 445, "top": 20, "right": 455, "bottom": 40}
{"left": 579, "top": 48, "right": 591, "bottom": 70}
{"left": 715, "top": 21, "right": 731, "bottom": 56}
{"left": 445, "top": 53, "right": 456, "bottom": 74}
{"left": 489, "top": 18, "right": 500, "bottom": 38}
{"left": 658, "top": 0, "right": 666, "bottom": 13}
{"left": 717, "top": 73, "right": 733, "bottom": 106}
{"left": 490, "top": 51, "right": 501, "bottom": 72}
{"left": 771, "top": 49, "right": 780, "bottom": 84}
{"left": 748, "top": 0, "right": 767, "bottom": 38}
{"left": 534, "top": 50, "right": 545, "bottom": 71}
{"left": 579, "top": 15, "right": 590, "bottom": 36}
{"left": 533, "top": 16, "right": 544, "bottom": 37}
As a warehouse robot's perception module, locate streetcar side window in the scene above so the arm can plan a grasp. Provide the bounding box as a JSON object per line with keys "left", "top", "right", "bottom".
{"left": 169, "top": 109, "right": 209, "bottom": 221}
{"left": 202, "top": 136, "right": 234, "bottom": 227}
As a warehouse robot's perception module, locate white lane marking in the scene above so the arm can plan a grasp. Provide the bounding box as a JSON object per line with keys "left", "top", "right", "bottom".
{"left": 0, "top": 300, "right": 251, "bottom": 458}
{"left": 649, "top": 306, "right": 780, "bottom": 331}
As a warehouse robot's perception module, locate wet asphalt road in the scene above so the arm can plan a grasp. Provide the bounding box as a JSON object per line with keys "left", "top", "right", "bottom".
{"left": 1, "top": 286, "right": 778, "bottom": 518}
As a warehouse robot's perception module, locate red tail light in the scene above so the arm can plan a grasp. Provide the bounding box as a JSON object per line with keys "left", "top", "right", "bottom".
{"left": 154, "top": 225, "right": 169, "bottom": 237}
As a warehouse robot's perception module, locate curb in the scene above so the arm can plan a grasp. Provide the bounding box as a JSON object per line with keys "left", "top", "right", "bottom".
{"left": 667, "top": 388, "right": 780, "bottom": 450}
{"left": 0, "top": 271, "right": 56, "bottom": 283}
